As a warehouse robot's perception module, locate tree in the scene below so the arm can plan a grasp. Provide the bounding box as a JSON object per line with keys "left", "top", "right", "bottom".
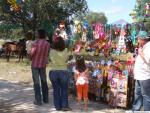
{"left": 86, "top": 12, "right": 107, "bottom": 24}
{"left": 0, "top": 0, "right": 88, "bottom": 39}
{"left": 144, "top": 17, "right": 150, "bottom": 32}
{"left": 131, "top": 0, "right": 150, "bottom": 31}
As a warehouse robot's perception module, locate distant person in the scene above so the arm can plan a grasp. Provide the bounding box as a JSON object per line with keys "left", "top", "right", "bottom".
{"left": 29, "top": 29, "right": 50, "bottom": 106}
{"left": 53, "top": 21, "right": 68, "bottom": 47}
{"left": 26, "top": 32, "right": 34, "bottom": 55}
{"left": 74, "top": 55, "right": 89, "bottom": 110}
{"left": 132, "top": 31, "right": 150, "bottom": 111}
{"left": 58, "top": 21, "right": 68, "bottom": 41}
{"left": 49, "top": 36, "right": 72, "bottom": 111}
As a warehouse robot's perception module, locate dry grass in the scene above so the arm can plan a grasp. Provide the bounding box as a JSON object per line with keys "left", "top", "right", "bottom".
{"left": 0, "top": 48, "right": 71, "bottom": 86}
{"left": 0, "top": 58, "right": 52, "bottom": 87}
{"left": 0, "top": 58, "right": 32, "bottom": 85}
{"left": 0, "top": 49, "right": 133, "bottom": 87}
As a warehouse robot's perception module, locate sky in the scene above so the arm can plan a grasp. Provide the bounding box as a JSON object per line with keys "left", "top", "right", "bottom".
{"left": 86, "top": 0, "right": 136, "bottom": 24}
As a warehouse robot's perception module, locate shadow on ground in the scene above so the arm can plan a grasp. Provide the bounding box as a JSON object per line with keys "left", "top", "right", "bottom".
{"left": 0, "top": 80, "right": 125, "bottom": 113}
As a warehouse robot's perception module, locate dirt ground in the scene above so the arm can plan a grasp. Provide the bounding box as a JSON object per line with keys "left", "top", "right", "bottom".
{"left": 0, "top": 58, "right": 128, "bottom": 113}
{"left": 0, "top": 79, "right": 127, "bottom": 113}
{"left": 0, "top": 46, "right": 134, "bottom": 113}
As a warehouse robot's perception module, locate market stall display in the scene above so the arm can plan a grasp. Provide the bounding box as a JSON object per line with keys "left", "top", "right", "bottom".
{"left": 67, "top": 56, "right": 135, "bottom": 108}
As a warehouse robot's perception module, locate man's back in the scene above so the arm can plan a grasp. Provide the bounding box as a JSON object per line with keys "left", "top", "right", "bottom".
{"left": 31, "top": 39, "right": 50, "bottom": 68}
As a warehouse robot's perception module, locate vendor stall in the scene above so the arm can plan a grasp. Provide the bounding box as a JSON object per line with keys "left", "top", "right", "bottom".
{"left": 67, "top": 55, "right": 135, "bottom": 108}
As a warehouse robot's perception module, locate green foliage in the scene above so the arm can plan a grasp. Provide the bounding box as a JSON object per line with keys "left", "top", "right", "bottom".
{"left": 131, "top": 0, "right": 150, "bottom": 32}
{"left": 87, "top": 12, "right": 107, "bottom": 24}
{"left": 0, "top": 0, "right": 88, "bottom": 38}
{"left": 144, "top": 17, "right": 150, "bottom": 32}
{"left": 0, "top": 0, "right": 88, "bottom": 39}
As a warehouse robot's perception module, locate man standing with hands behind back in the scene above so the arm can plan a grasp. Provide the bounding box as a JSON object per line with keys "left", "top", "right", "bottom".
{"left": 30, "top": 29, "right": 50, "bottom": 106}
{"left": 132, "top": 31, "right": 150, "bottom": 111}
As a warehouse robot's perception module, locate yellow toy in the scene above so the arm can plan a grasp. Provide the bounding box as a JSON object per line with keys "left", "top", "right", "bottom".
{"left": 7, "top": 0, "right": 21, "bottom": 12}
{"left": 7, "top": 0, "right": 16, "bottom": 5}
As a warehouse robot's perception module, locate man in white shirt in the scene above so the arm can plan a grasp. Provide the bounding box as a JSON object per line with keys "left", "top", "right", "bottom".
{"left": 58, "top": 22, "right": 68, "bottom": 40}
{"left": 53, "top": 22, "right": 68, "bottom": 48}
{"left": 132, "top": 31, "right": 150, "bottom": 111}
{"left": 26, "top": 32, "right": 34, "bottom": 55}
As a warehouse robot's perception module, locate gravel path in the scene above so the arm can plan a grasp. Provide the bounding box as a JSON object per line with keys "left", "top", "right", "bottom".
{"left": 0, "top": 80, "right": 126, "bottom": 113}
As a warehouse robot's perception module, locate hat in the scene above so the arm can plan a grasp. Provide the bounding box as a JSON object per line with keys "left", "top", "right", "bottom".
{"left": 137, "top": 31, "right": 149, "bottom": 39}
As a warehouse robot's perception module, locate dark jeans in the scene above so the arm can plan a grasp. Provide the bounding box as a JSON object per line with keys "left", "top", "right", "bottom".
{"left": 49, "top": 70, "right": 69, "bottom": 110}
{"left": 31, "top": 67, "right": 48, "bottom": 104}
{"left": 132, "top": 79, "right": 150, "bottom": 111}
{"left": 68, "top": 72, "right": 76, "bottom": 97}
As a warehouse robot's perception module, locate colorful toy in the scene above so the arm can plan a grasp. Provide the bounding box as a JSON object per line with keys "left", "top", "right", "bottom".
{"left": 93, "top": 23, "right": 105, "bottom": 40}
{"left": 131, "top": 25, "right": 137, "bottom": 45}
{"left": 145, "top": 3, "right": 150, "bottom": 16}
{"left": 81, "top": 29, "right": 87, "bottom": 42}
{"left": 7, "top": 0, "right": 21, "bottom": 12}
{"left": 83, "top": 20, "right": 89, "bottom": 30}
{"left": 7, "top": 0, "right": 16, "bottom": 4}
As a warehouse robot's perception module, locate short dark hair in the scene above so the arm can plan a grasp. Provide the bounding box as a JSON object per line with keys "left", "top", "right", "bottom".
{"left": 26, "top": 31, "right": 33, "bottom": 40}
{"left": 38, "top": 29, "right": 46, "bottom": 39}
{"left": 53, "top": 36, "right": 65, "bottom": 51}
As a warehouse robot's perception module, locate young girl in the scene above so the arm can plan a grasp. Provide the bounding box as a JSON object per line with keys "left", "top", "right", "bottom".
{"left": 74, "top": 55, "right": 89, "bottom": 110}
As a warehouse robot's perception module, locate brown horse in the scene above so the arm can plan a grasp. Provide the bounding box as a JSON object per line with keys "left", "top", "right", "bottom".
{"left": 2, "top": 39, "right": 26, "bottom": 62}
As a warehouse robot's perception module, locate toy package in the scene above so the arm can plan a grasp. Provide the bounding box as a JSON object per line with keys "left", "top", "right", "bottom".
{"left": 67, "top": 57, "right": 134, "bottom": 108}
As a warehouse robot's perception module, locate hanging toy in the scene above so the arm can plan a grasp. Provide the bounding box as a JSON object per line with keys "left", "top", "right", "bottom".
{"left": 83, "top": 20, "right": 89, "bottom": 30}
{"left": 7, "top": 0, "right": 16, "bottom": 5}
{"left": 11, "top": 4, "right": 21, "bottom": 12}
{"left": 74, "top": 20, "right": 80, "bottom": 26}
{"left": 7, "top": 0, "right": 21, "bottom": 12}
{"left": 130, "top": 25, "right": 137, "bottom": 45}
{"left": 122, "top": 70, "right": 128, "bottom": 78}
{"left": 74, "top": 20, "right": 82, "bottom": 34}
{"left": 81, "top": 29, "right": 87, "bottom": 42}
{"left": 75, "top": 22, "right": 82, "bottom": 41}
{"left": 77, "top": 23, "right": 82, "bottom": 33}
{"left": 93, "top": 23, "right": 105, "bottom": 40}
{"left": 145, "top": 3, "right": 150, "bottom": 16}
